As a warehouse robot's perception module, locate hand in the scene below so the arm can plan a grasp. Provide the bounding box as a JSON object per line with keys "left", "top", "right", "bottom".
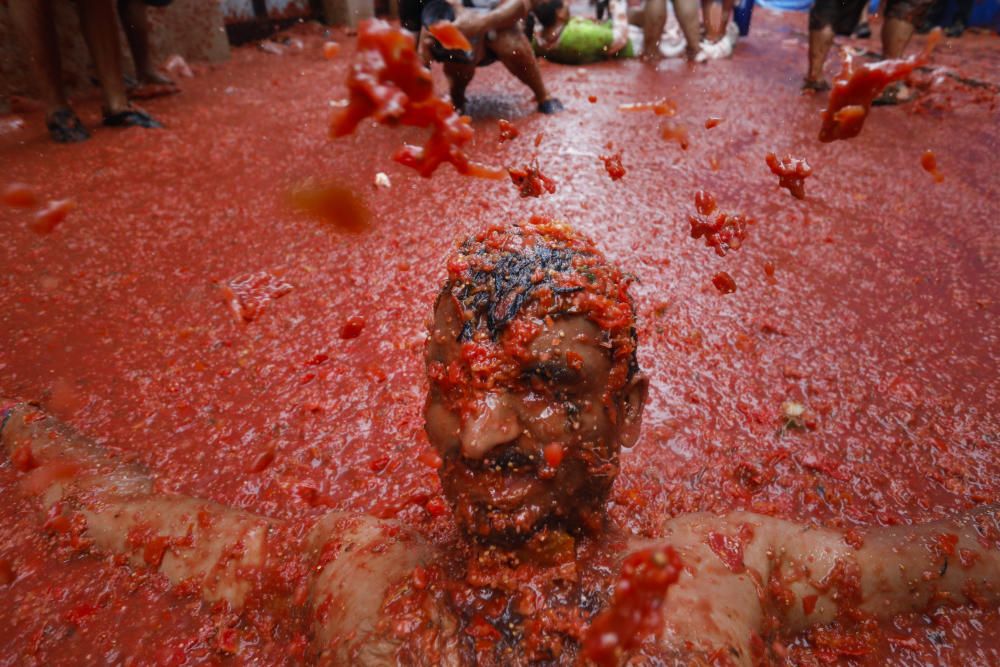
{"left": 608, "top": 30, "right": 628, "bottom": 55}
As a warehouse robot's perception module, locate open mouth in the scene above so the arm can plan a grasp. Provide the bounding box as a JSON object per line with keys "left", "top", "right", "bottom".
{"left": 482, "top": 445, "right": 536, "bottom": 474}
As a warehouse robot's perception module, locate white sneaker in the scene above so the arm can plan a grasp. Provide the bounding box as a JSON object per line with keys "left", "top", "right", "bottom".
{"left": 714, "top": 35, "right": 733, "bottom": 59}
{"left": 660, "top": 22, "right": 687, "bottom": 58}
{"left": 726, "top": 20, "right": 740, "bottom": 44}
{"left": 627, "top": 25, "right": 644, "bottom": 54}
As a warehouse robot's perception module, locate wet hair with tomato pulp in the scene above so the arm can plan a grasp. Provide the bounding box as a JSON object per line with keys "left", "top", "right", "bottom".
{"left": 438, "top": 217, "right": 638, "bottom": 396}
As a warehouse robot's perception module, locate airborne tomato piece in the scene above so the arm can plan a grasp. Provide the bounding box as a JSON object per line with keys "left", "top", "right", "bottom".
{"left": 427, "top": 21, "right": 472, "bottom": 51}
{"left": 2, "top": 182, "right": 38, "bottom": 208}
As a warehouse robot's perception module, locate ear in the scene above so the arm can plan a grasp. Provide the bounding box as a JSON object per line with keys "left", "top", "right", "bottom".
{"left": 617, "top": 373, "right": 648, "bottom": 449}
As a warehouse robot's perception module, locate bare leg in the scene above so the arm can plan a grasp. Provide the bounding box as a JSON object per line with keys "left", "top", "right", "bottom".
{"left": 75, "top": 0, "right": 130, "bottom": 114}
{"left": 642, "top": 0, "right": 667, "bottom": 59}
{"left": 806, "top": 26, "right": 834, "bottom": 87}
{"left": 443, "top": 61, "right": 476, "bottom": 112}
{"left": 719, "top": 0, "right": 736, "bottom": 36}
{"left": 881, "top": 16, "right": 915, "bottom": 58}
{"left": 488, "top": 28, "right": 559, "bottom": 111}
{"left": 9, "top": 0, "right": 66, "bottom": 113}
{"left": 702, "top": 0, "right": 719, "bottom": 40}
{"left": 8, "top": 0, "right": 90, "bottom": 141}
{"left": 117, "top": 0, "right": 173, "bottom": 85}
{"left": 672, "top": 0, "right": 703, "bottom": 59}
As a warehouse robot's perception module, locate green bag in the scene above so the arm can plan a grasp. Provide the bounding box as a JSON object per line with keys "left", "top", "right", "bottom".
{"left": 534, "top": 17, "right": 634, "bottom": 65}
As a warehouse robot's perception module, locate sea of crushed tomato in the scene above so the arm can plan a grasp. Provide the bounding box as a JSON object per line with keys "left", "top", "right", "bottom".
{"left": 0, "top": 10, "right": 998, "bottom": 666}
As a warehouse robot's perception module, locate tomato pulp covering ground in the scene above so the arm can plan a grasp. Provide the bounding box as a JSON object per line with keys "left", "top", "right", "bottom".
{"left": 1, "top": 10, "right": 999, "bottom": 665}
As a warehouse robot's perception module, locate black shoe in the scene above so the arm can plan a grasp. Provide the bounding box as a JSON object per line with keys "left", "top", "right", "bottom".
{"left": 916, "top": 20, "right": 935, "bottom": 34}
{"left": 538, "top": 98, "right": 564, "bottom": 114}
{"left": 102, "top": 108, "right": 163, "bottom": 129}
{"left": 46, "top": 108, "right": 90, "bottom": 143}
{"left": 854, "top": 21, "right": 871, "bottom": 38}
{"left": 945, "top": 20, "right": 966, "bottom": 37}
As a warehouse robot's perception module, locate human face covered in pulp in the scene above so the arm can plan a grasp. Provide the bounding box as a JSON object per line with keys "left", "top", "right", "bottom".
{"left": 423, "top": 222, "right": 648, "bottom": 546}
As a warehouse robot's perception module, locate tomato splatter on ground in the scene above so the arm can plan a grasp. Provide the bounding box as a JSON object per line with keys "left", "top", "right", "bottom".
{"left": 588, "top": 95, "right": 598, "bottom": 103}
{"left": 288, "top": 180, "right": 371, "bottom": 232}
{"left": 688, "top": 190, "right": 754, "bottom": 256}
{"left": 1, "top": 183, "right": 38, "bottom": 208}
{"left": 705, "top": 117, "right": 722, "bottom": 129}
{"left": 920, "top": 150, "right": 944, "bottom": 183}
{"left": 322, "top": 41, "right": 340, "bottom": 59}
{"left": 220, "top": 271, "right": 294, "bottom": 323}
{"left": 0, "top": 12, "right": 997, "bottom": 667}
{"left": 582, "top": 546, "right": 683, "bottom": 666}
{"left": 329, "top": 19, "right": 503, "bottom": 180}
{"left": 31, "top": 199, "right": 74, "bottom": 234}
{"left": 712, "top": 271, "right": 737, "bottom": 294}
{"left": 819, "top": 29, "right": 942, "bottom": 142}
{"left": 497, "top": 119, "right": 519, "bottom": 142}
{"left": 660, "top": 122, "right": 689, "bottom": 149}
{"left": 618, "top": 99, "right": 677, "bottom": 116}
{"left": 599, "top": 152, "right": 626, "bottom": 181}
{"left": 339, "top": 315, "right": 366, "bottom": 339}
{"left": 765, "top": 152, "right": 813, "bottom": 200}
{"left": 508, "top": 161, "right": 556, "bottom": 197}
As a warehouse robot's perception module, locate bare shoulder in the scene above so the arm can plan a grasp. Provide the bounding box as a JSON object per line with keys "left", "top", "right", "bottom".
{"left": 306, "top": 511, "right": 460, "bottom": 666}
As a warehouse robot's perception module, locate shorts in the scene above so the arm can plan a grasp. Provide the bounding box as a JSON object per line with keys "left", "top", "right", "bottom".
{"left": 808, "top": 0, "right": 868, "bottom": 35}
{"left": 883, "top": 0, "right": 936, "bottom": 25}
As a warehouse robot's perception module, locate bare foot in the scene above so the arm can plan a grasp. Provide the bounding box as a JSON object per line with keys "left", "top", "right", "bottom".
{"left": 138, "top": 69, "right": 175, "bottom": 87}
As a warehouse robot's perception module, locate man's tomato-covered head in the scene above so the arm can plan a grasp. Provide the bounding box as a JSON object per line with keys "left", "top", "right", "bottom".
{"left": 424, "top": 219, "right": 647, "bottom": 545}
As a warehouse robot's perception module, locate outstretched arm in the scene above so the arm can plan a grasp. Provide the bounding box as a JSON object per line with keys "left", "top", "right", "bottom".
{"left": 646, "top": 509, "right": 1000, "bottom": 664}
{"left": 0, "top": 401, "right": 452, "bottom": 663}
{"left": 1, "top": 402, "right": 275, "bottom": 607}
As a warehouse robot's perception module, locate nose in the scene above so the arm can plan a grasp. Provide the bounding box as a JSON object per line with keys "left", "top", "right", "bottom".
{"left": 460, "top": 391, "right": 523, "bottom": 460}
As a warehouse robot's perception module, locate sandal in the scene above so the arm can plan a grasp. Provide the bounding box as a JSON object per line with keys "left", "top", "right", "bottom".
{"left": 46, "top": 108, "right": 90, "bottom": 143}
{"left": 102, "top": 108, "right": 164, "bottom": 129}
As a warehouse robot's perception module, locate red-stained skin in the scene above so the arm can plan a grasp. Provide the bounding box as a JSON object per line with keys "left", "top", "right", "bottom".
{"left": 0, "top": 11, "right": 997, "bottom": 667}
